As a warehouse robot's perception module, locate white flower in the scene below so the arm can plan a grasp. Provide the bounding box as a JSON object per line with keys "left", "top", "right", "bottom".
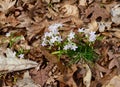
{"left": 48, "top": 23, "right": 62, "bottom": 35}
{"left": 48, "top": 23, "right": 63, "bottom": 31}
{"left": 41, "top": 23, "right": 63, "bottom": 46}
{"left": 63, "top": 44, "right": 70, "bottom": 50}
{"left": 78, "top": 28, "right": 85, "bottom": 33}
{"left": 70, "top": 44, "right": 78, "bottom": 51}
{"left": 67, "top": 30, "right": 75, "bottom": 41}
{"left": 41, "top": 41, "right": 47, "bottom": 46}
{"left": 50, "top": 36, "right": 58, "bottom": 43}
{"left": 6, "top": 32, "right": 11, "bottom": 37}
{"left": 89, "top": 31, "right": 96, "bottom": 42}
{"left": 57, "top": 36, "right": 63, "bottom": 42}
{"left": 44, "top": 32, "right": 53, "bottom": 37}
{"left": 50, "top": 36, "right": 63, "bottom": 44}
{"left": 63, "top": 43, "right": 78, "bottom": 51}
{"left": 49, "top": 28, "right": 59, "bottom": 35}
{"left": 18, "top": 54, "right": 24, "bottom": 59}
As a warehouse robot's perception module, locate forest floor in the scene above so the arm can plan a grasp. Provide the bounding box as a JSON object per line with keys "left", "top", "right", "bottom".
{"left": 0, "top": 0, "right": 120, "bottom": 87}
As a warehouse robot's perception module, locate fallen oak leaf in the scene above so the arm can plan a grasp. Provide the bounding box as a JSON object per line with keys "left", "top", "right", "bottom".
{"left": 109, "top": 58, "right": 119, "bottom": 69}
{"left": 15, "top": 71, "right": 41, "bottom": 87}
{"left": 102, "top": 75, "right": 120, "bottom": 87}
{"left": 96, "top": 63, "right": 111, "bottom": 74}
{"left": 79, "top": 0, "right": 87, "bottom": 6}
{"left": 60, "top": 4, "right": 79, "bottom": 18}
{"left": 30, "top": 62, "right": 54, "bottom": 87}
{"left": 113, "top": 31, "right": 120, "bottom": 39}
{"left": 85, "top": 3, "right": 110, "bottom": 21}
{"left": 88, "top": 20, "right": 98, "bottom": 32}
{"left": 40, "top": 46, "right": 59, "bottom": 63}
{"left": 57, "top": 65, "right": 77, "bottom": 87}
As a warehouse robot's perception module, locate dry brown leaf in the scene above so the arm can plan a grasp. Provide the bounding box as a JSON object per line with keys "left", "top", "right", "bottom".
{"left": 85, "top": 3, "right": 110, "bottom": 21}
{"left": 17, "top": 12, "right": 33, "bottom": 27}
{"left": 42, "top": 0, "right": 50, "bottom": 4}
{"left": 113, "top": 32, "right": 120, "bottom": 39}
{"left": 96, "top": 63, "right": 110, "bottom": 74}
{"left": 47, "top": 7, "right": 58, "bottom": 18}
{"left": 26, "top": 23, "right": 45, "bottom": 42}
{"left": 107, "top": 51, "right": 115, "bottom": 60}
{"left": 98, "top": 21, "right": 112, "bottom": 32}
{"left": 111, "top": 16, "right": 120, "bottom": 25}
{"left": 88, "top": 20, "right": 98, "bottom": 32}
{"left": 57, "top": 65, "right": 77, "bottom": 87}
{"left": 15, "top": 71, "right": 41, "bottom": 87}
{"left": 51, "top": 0, "right": 61, "bottom": 3}
{"left": 109, "top": 58, "right": 119, "bottom": 69}
{"left": 102, "top": 75, "right": 120, "bottom": 87}
{"left": 111, "top": 4, "right": 120, "bottom": 25}
{"left": 0, "top": 48, "right": 38, "bottom": 73}
{"left": 91, "top": 69, "right": 117, "bottom": 87}
{"left": 30, "top": 62, "right": 54, "bottom": 86}
{"left": 61, "top": 4, "right": 79, "bottom": 18}
{"left": 40, "top": 46, "right": 59, "bottom": 63}
{"left": 0, "top": 0, "right": 16, "bottom": 13}
{"left": 79, "top": 0, "right": 87, "bottom": 6}
{"left": 111, "top": 4, "right": 120, "bottom": 17}
{"left": 0, "top": 13, "right": 19, "bottom": 27}
{"left": 83, "top": 64, "right": 92, "bottom": 87}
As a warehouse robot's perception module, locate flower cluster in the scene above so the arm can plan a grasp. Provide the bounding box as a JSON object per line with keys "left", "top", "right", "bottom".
{"left": 78, "top": 28, "right": 96, "bottom": 42}
{"left": 41, "top": 24, "right": 98, "bottom": 63}
{"left": 41, "top": 23, "right": 63, "bottom": 46}
{"left": 63, "top": 42, "right": 78, "bottom": 51}
{"left": 41, "top": 23, "right": 97, "bottom": 52}
{"left": 63, "top": 30, "right": 78, "bottom": 51}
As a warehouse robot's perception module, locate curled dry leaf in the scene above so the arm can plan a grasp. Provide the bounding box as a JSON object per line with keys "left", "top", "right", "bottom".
{"left": 111, "top": 4, "right": 120, "bottom": 25}
{"left": 85, "top": 3, "right": 110, "bottom": 21}
{"left": 15, "top": 71, "right": 41, "bottom": 87}
{"left": 0, "top": 13, "right": 19, "bottom": 27}
{"left": 98, "top": 21, "right": 112, "bottom": 32}
{"left": 30, "top": 62, "right": 54, "bottom": 86}
{"left": 57, "top": 65, "right": 77, "bottom": 87}
{"left": 0, "top": 0, "right": 16, "bottom": 13}
{"left": 113, "top": 31, "right": 120, "bottom": 39}
{"left": 111, "top": 16, "right": 120, "bottom": 25}
{"left": 109, "top": 58, "right": 119, "bottom": 69}
{"left": 96, "top": 63, "right": 110, "bottom": 74}
{"left": 83, "top": 64, "right": 92, "bottom": 87}
{"left": 0, "top": 48, "right": 38, "bottom": 73}
{"left": 51, "top": 0, "right": 61, "bottom": 3}
{"left": 88, "top": 20, "right": 98, "bottom": 32}
{"left": 47, "top": 7, "right": 58, "bottom": 18}
{"left": 79, "top": 0, "right": 94, "bottom": 6}
{"left": 40, "top": 46, "right": 58, "bottom": 63}
{"left": 102, "top": 75, "right": 120, "bottom": 87}
{"left": 17, "top": 12, "right": 33, "bottom": 27}
{"left": 41, "top": 0, "right": 50, "bottom": 4}
{"left": 61, "top": 4, "right": 79, "bottom": 18}
{"left": 79, "top": 0, "right": 87, "bottom": 6}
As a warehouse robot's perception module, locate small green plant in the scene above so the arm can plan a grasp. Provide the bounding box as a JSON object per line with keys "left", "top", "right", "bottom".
{"left": 16, "top": 48, "right": 24, "bottom": 55}
{"left": 41, "top": 23, "right": 99, "bottom": 64}
{"left": 9, "top": 36, "right": 22, "bottom": 47}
